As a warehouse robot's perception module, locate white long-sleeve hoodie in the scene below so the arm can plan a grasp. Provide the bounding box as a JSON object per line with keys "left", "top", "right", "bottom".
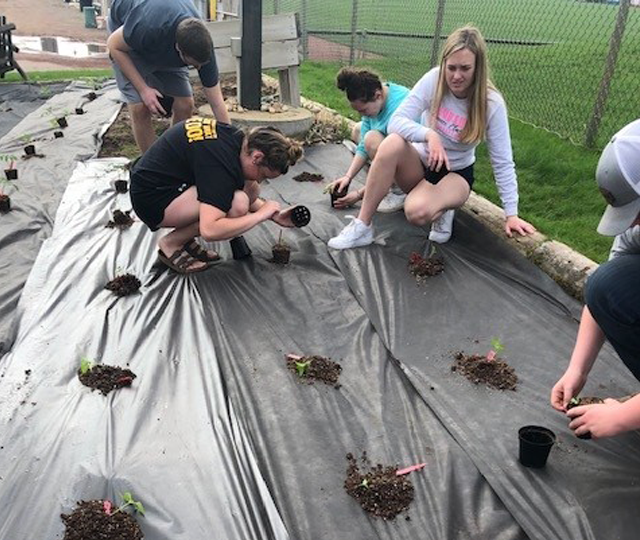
{"left": 388, "top": 67, "right": 519, "bottom": 217}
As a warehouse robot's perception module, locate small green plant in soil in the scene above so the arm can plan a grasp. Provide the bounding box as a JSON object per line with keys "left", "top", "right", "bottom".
{"left": 105, "top": 273, "right": 141, "bottom": 297}
{"left": 0, "top": 175, "right": 19, "bottom": 213}
{"left": 451, "top": 338, "right": 518, "bottom": 391}
{"left": 61, "top": 493, "right": 144, "bottom": 540}
{"left": 78, "top": 357, "right": 137, "bottom": 396}
{"left": 293, "top": 171, "right": 324, "bottom": 183}
{"left": 106, "top": 209, "right": 135, "bottom": 229}
{"left": 567, "top": 396, "right": 605, "bottom": 409}
{"left": 408, "top": 250, "right": 444, "bottom": 281}
{"left": 1, "top": 154, "right": 18, "bottom": 180}
{"left": 344, "top": 452, "right": 415, "bottom": 520}
{"left": 271, "top": 230, "right": 291, "bottom": 264}
{"left": 285, "top": 353, "right": 342, "bottom": 388}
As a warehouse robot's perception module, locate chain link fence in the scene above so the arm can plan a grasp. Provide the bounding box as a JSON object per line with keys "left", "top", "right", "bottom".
{"left": 259, "top": 0, "right": 640, "bottom": 149}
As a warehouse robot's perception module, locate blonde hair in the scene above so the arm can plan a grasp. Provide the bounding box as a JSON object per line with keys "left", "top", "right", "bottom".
{"left": 246, "top": 126, "right": 303, "bottom": 174}
{"left": 431, "top": 25, "right": 495, "bottom": 144}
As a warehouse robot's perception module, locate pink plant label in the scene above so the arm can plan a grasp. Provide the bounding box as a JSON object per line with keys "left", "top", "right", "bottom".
{"left": 486, "top": 350, "right": 496, "bottom": 362}
{"left": 395, "top": 462, "right": 427, "bottom": 476}
{"left": 103, "top": 500, "right": 113, "bottom": 515}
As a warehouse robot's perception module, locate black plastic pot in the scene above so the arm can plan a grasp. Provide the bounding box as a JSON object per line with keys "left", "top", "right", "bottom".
{"left": 518, "top": 426, "right": 556, "bottom": 468}
{"left": 56, "top": 117, "right": 68, "bottom": 128}
{"left": 75, "top": 107, "right": 85, "bottom": 115}
{"left": 271, "top": 244, "right": 291, "bottom": 264}
{"left": 4, "top": 168, "right": 17, "bottom": 180}
{"left": 0, "top": 194, "right": 11, "bottom": 213}
{"left": 87, "top": 91, "right": 97, "bottom": 101}
{"left": 291, "top": 205, "right": 311, "bottom": 228}
{"left": 230, "top": 236, "right": 252, "bottom": 260}
{"left": 54, "top": 131, "right": 64, "bottom": 139}
{"left": 114, "top": 180, "right": 129, "bottom": 194}
{"left": 330, "top": 187, "right": 348, "bottom": 208}
{"left": 24, "top": 145, "right": 36, "bottom": 156}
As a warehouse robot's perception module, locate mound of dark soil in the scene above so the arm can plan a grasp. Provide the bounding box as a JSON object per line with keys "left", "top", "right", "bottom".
{"left": 286, "top": 354, "right": 342, "bottom": 388}
{"left": 78, "top": 364, "right": 136, "bottom": 396}
{"left": 106, "top": 210, "right": 134, "bottom": 229}
{"left": 452, "top": 351, "right": 518, "bottom": 391}
{"left": 105, "top": 274, "right": 141, "bottom": 297}
{"left": 344, "top": 452, "right": 414, "bottom": 520}
{"left": 293, "top": 171, "right": 324, "bottom": 183}
{"left": 408, "top": 252, "right": 444, "bottom": 281}
{"left": 271, "top": 243, "right": 291, "bottom": 265}
{"left": 61, "top": 500, "right": 143, "bottom": 540}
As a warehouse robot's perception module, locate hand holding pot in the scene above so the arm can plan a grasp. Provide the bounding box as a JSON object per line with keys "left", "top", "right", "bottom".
{"left": 566, "top": 398, "right": 628, "bottom": 439}
{"left": 271, "top": 206, "right": 296, "bottom": 228}
{"left": 550, "top": 367, "right": 588, "bottom": 411}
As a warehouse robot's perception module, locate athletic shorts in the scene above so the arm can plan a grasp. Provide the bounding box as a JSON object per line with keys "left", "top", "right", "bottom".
{"left": 424, "top": 164, "right": 475, "bottom": 188}
{"left": 130, "top": 170, "right": 187, "bottom": 232}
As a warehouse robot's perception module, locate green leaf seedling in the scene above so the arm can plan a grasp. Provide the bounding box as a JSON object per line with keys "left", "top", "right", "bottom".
{"left": 360, "top": 478, "right": 370, "bottom": 489}
{"left": 80, "top": 357, "right": 93, "bottom": 375}
{"left": 295, "top": 360, "right": 311, "bottom": 377}
{"left": 486, "top": 337, "right": 504, "bottom": 362}
{"left": 111, "top": 491, "right": 145, "bottom": 517}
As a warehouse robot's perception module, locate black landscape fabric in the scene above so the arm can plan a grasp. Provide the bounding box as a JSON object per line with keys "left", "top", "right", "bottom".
{"left": 0, "top": 100, "right": 639, "bottom": 540}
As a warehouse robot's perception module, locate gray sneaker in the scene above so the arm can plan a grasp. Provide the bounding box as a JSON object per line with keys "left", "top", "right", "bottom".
{"left": 328, "top": 216, "right": 374, "bottom": 249}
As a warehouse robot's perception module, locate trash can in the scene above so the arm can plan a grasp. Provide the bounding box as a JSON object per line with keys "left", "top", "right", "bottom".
{"left": 84, "top": 6, "right": 97, "bottom": 29}
{"left": 79, "top": 0, "right": 92, "bottom": 12}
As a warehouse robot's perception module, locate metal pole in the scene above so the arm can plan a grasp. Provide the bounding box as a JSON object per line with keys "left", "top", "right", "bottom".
{"left": 273, "top": 0, "right": 279, "bottom": 14}
{"left": 301, "top": 0, "right": 308, "bottom": 59}
{"left": 349, "top": 0, "right": 358, "bottom": 66}
{"left": 585, "top": 0, "right": 630, "bottom": 147}
{"left": 429, "top": 0, "right": 446, "bottom": 68}
{"left": 240, "top": 0, "right": 262, "bottom": 109}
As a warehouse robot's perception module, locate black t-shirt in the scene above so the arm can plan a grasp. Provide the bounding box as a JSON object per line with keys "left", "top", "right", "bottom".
{"left": 132, "top": 118, "right": 245, "bottom": 212}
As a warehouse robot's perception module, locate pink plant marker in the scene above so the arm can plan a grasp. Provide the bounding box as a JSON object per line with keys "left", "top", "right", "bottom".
{"left": 103, "top": 500, "right": 113, "bottom": 515}
{"left": 396, "top": 462, "right": 427, "bottom": 476}
{"left": 486, "top": 350, "right": 496, "bottom": 362}
{"left": 286, "top": 353, "right": 303, "bottom": 362}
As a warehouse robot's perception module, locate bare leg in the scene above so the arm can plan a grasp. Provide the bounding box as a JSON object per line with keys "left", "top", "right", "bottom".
{"left": 128, "top": 102, "right": 156, "bottom": 153}
{"left": 172, "top": 96, "right": 195, "bottom": 125}
{"left": 357, "top": 134, "right": 425, "bottom": 225}
{"left": 404, "top": 173, "right": 470, "bottom": 226}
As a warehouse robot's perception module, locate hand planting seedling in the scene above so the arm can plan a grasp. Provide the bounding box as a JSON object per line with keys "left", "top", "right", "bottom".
{"left": 61, "top": 493, "right": 144, "bottom": 540}
{"left": 78, "top": 357, "right": 137, "bottom": 395}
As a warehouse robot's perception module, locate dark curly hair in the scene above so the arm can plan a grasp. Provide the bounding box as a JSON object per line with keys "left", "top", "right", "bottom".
{"left": 246, "top": 126, "right": 304, "bottom": 175}
{"left": 336, "top": 67, "right": 383, "bottom": 102}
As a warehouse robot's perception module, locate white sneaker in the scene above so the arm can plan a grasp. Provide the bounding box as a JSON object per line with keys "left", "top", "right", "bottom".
{"left": 377, "top": 190, "right": 407, "bottom": 213}
{"left": 328, "top": 216, "right": 374, "bottom": 249}
{"left": 429, "top": 209, "right": 455, "bottom": 243}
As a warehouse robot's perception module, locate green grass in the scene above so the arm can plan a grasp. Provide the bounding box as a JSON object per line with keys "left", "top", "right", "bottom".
{"left": 299, "top": 60, "right": 613, "bottom": 263}
{"left": 0, "top": 69, "right": 112, "bottom": 83}
{"left": 269, "top": 0, "right": 640, "bottom": 148}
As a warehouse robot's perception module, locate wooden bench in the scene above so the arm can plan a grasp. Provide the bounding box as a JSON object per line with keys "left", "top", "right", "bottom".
{"left": 204, "top": 13, "right": 301, "bottom": 107}
{"left": 0, "top": 16, "right": 27, "bottom": 80}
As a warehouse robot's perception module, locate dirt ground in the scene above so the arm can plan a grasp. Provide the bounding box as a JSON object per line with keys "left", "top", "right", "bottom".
{"left": 1, "top": 0, "right": 109, "bottom": 72}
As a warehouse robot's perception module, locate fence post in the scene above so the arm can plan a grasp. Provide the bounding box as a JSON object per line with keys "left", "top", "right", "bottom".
{"left": 349, "top": 0, "right": 359, "bottom": 65}
{"left": 239, "top": 0, "right": 261, "bottom": 110}
{"left": 585, "top": 0, "right": 630, "bottom": 148}
{"left": 429, "top": 0, "right": 446, "bottom": 68}
{"left": 301, "top": 0, "right": 308, "bottom": 60}
{"left": 273, "top": 0, "right": 278, "bottom": 14}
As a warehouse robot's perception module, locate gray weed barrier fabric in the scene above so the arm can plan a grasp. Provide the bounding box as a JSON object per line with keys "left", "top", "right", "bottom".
{"left": 0, "top": 142, "right": 639, "bottom": 539}
{"left": 0, "top": 81, "right": 121, "bottom": 355}
{"left": 0, "top": 82, "right": 70, "bottom": 139}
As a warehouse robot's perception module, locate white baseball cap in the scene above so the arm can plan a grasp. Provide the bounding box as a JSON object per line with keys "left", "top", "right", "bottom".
{"left": 596, "top": 118, "right": 640, "bottom": 236}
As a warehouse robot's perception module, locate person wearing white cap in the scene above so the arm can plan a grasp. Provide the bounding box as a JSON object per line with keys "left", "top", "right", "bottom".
{"left": 551, "top": 118, "right": 640, "bottom": 439}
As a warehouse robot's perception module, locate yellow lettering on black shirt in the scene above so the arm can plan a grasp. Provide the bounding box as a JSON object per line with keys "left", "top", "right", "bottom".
{"left": 185, "top": 116, "right": 218, "bottom": 143}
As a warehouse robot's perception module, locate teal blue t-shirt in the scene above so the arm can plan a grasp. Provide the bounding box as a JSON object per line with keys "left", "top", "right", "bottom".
{"left": 356, "top": 82, "right": 409, "bottom": 159}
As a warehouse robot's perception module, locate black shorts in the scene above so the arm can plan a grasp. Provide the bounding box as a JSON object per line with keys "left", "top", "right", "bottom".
{"left": 424, "top": 163, "right": 475, "bottom": 188}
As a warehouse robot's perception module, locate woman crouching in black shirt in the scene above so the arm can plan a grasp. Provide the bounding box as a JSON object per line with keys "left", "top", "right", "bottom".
{"left": 130, "top": 117, "right": 303, "bottom": 273}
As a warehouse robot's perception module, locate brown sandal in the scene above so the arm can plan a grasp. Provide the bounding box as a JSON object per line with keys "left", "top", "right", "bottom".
{"left": 157, "top": 248, "right": 212, "bottom": 274}
{"left": 183, "top": 240, "right": 220, "bottom": 262}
